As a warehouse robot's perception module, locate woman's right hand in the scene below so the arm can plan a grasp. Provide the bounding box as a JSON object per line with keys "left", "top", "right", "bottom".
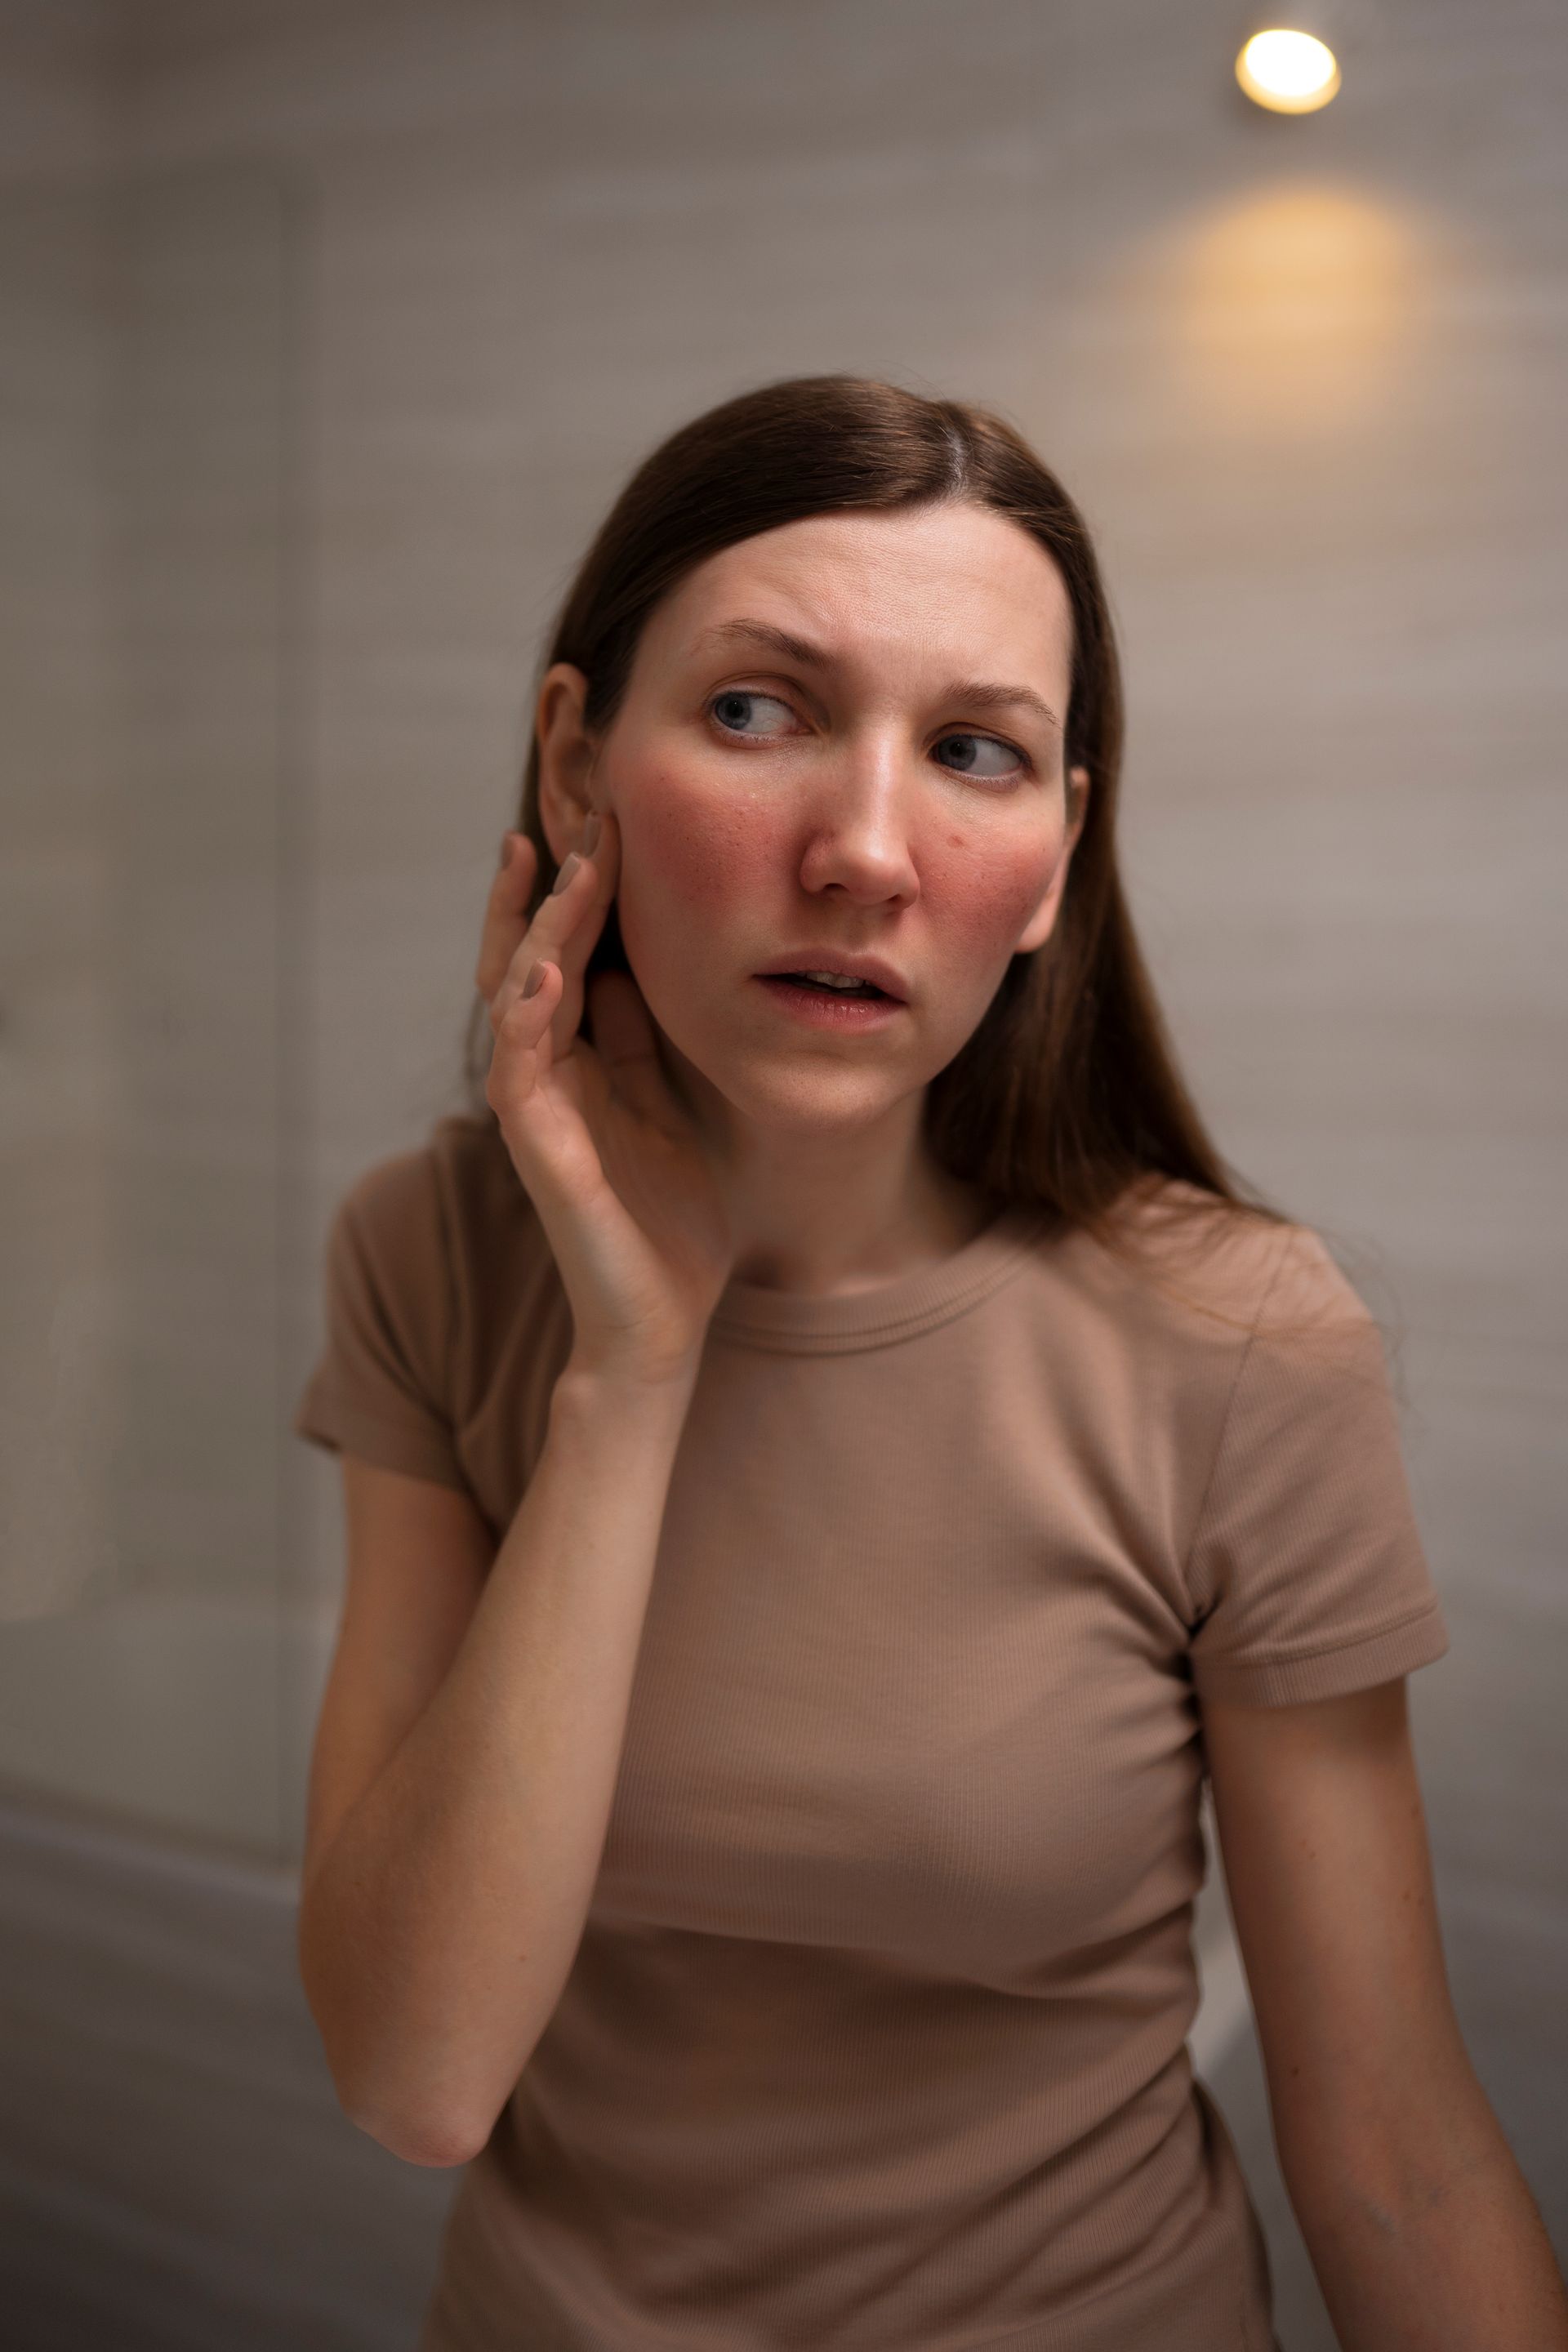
{"left": 477, "top": 813, "right": 737, "bottom": 1388}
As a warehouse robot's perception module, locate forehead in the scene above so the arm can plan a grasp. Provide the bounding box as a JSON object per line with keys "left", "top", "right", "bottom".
{"left": 643, "top": 503, "right": 1073, "bottom": 684}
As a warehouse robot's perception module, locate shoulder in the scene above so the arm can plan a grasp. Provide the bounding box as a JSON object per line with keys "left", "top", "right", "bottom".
{"left": 321, "top": 1115, "right": 546, "bottom": 1369}
{"left": 1066, "top": 1175, "right": 1374, "bottom": 1353}
{"left": 427, "top": 1110, "right": 529, "bottom": 1245}
{"left": 364, "top": 1114, "right": 566, "bottom": 1375}
{"left": 335, "top": 1111, "right": 520, "bottom": 1260}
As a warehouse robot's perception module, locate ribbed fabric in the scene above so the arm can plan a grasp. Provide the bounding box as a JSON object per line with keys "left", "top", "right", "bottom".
{"left": 294, "top": 1114, "right": 1448, "bottom": 2351}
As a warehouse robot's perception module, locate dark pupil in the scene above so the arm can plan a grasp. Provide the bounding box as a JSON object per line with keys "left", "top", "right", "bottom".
{"left": 717, "top": 693, "right": 750, "bottom": 724}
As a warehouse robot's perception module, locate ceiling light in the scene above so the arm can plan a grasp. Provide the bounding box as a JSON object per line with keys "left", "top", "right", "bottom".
{"left": 1236, "top": 27, "right": 1342, "bottom": 113}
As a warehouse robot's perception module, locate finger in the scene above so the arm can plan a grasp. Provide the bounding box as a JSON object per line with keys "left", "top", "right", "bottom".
{"left": 475, "top": 831, "right": 537, "bottom": 1003}
{"left": 487, "top": 954, "right": 561, "bottom": 1118}
{"left": 500, "top": 810, "right": 621, "bottom": 1045}
{"left": 489, "top": 959, "right": 613, "bottom": 1215}
{"left": 484, "top": 826, "right": 599, "bottom": 1034}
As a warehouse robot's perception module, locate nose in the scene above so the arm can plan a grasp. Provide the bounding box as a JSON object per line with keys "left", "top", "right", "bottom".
{"left": 793, "top": 730, "right": 923, "bottom": 905}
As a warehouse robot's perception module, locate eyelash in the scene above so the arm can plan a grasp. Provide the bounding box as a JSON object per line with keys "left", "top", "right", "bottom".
{"left": 705, "top": 688, "right": 1035, "bottom": 784}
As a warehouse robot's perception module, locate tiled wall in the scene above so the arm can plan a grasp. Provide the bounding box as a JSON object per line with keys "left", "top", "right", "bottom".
{"left": 2, "top": 150, "right": 297, "bottom": 1635}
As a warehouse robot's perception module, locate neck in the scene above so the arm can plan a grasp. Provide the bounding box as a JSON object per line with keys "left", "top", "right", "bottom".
{"left": 654, "top": 1030, "right": 993, "bottom": 1296}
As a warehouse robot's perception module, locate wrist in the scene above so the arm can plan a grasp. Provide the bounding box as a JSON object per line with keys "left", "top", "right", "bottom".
{"left": 554, "top": 1352, "right": 702, "bottom": 1414}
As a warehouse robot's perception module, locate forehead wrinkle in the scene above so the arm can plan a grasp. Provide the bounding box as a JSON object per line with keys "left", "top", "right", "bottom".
{"left": 688, "top": 617, "right": 1062, "bottom": 735}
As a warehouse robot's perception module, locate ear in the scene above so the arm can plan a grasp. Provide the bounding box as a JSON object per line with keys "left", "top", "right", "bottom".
{"left": 1013, "top": 766, "right": 1090, "bottom": 957}
{"left": 535, "top": 662, "right": 601, "bottom": 866}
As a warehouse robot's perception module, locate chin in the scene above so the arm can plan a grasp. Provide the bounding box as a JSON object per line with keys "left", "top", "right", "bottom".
{"left": 647, "top": 994, "right": 942, "bottom": 1133}
{"left": 710, "top": 1060, "right": 923, "bottom": 1139}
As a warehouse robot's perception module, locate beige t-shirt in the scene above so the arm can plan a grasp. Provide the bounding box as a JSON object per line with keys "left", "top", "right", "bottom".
{"left": 293, "top": 1112, "right": 1450, "bottom": 2352}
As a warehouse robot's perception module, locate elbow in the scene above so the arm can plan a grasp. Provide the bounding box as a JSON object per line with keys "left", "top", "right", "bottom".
{"left": 352, "top": 2060, "right": 532, "bottom": 2171}
{"left": 323, "top": 2023, "right": 509, "bottom": 2170}
{"left": 296, "top": 1910, "right": 532, "bottom": 2171}
{"left": 350, "top": 2100, "right": 483, "bottom": 2170}
{"left": 299, "top": 1949, "right": 486, "bottom": 2170}
{"left": 318, "top": 2029, "right": 492, "bottom": 2169}
{"left": 342, "top": 2037, "right": 520, "bottom": 2166}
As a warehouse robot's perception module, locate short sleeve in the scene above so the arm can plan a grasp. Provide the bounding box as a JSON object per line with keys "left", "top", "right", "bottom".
{"left": 1184, "top": 1225, "right": 1450, "bottom": 1706}
{"left": 292, "top": 1147, "right": 468, "bottom": 1491}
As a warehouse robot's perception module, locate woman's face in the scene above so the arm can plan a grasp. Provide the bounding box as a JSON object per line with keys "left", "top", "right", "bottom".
{"left": 540, "top": 498, "right": 1089, "bottom": 1143}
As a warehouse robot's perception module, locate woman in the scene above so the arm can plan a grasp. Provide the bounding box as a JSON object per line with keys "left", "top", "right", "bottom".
{"left": 292, "top": 376, "right": 1560, "bottom": 2351}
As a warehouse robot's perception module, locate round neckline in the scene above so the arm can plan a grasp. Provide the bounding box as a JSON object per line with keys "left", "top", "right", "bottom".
{"left": 707, "top": 1200, "right": 1056, "bottom": 1355}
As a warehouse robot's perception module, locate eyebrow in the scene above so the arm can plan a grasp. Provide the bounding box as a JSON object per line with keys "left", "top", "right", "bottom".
{"left": 688, "top": 617, "right": 1062, "bottom": 734}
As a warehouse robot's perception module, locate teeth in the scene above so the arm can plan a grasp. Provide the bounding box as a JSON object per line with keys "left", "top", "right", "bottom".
{"left": 797, "top": 970, "right": 872, "bottom": 991}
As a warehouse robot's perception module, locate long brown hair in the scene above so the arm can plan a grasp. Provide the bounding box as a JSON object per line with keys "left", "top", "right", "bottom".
{"left": 460, "top": 372, "right": 1305, "bottom": 1321}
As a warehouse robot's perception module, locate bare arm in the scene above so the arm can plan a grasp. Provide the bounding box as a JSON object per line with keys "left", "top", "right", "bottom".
{"left": 298, "top": 800, "right": 732, "bottom": 2167}
{"left": 297, "top": 1360, "right": 697, "bottom": 2167}
{"left": 1206, "top": 1684, "right": 1568, "bottom": 2345}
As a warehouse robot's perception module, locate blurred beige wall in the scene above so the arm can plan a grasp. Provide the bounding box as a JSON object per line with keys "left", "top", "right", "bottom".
{"left": 1, "top": 5, "right": 294, "bottom": 1639}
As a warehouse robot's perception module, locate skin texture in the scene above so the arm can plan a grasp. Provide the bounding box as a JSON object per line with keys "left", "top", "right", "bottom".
{"left": 534, "top": 498, "right": 1090, "bottom": 1296}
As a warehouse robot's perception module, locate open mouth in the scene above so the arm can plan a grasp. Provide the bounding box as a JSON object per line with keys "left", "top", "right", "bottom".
{"left": 770, "top": 973, "right": 889, "bottom": 998}
{"left": 755, "top": 974, "right": 906, "bottom": 1022}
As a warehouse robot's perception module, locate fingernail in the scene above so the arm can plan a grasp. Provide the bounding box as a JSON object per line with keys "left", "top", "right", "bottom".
{"left": 523, "top": 962, "right": 546, "bottom": 998}
{"left": 499, "top": 831, "right": 514, "bottom": 869}
{"left": 582, "top": 811, "right": 601, "bottom": 857}
{"left": 551, "top": 852, "right": 581, "bottom": 896}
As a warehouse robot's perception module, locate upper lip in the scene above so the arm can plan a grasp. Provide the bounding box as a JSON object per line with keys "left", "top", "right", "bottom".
{"left": 755, "top": 951, "right": 910, "bottom": 1002}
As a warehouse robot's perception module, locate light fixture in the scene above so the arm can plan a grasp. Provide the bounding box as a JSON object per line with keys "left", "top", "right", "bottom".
{"left": 1231, "top": 5, "right": 1355, "bottom": 114}
{"left": 1236, "top": 26, "right": 1341, "bottom": 111}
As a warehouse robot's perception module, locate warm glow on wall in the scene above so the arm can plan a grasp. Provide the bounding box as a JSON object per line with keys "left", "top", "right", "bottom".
{"left": 1236, "top": 29, "right": 1342, "bottom": 113}
{"left": 1109, "top": 185, "right": 1430, "bottom": 438}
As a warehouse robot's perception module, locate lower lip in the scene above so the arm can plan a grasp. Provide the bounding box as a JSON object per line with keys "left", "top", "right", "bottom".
{"left": 755, "top": 975, "right": 907, "bottom": 1028}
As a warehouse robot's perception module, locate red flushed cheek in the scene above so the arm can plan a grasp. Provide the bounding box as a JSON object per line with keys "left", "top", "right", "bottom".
{"left": 617, "top": 777, "right": 1066, "bottom": 974}
{"left": 612, "top": 779, "right": 770, "bottom": 990}
{"left": 926, "top": 833, "right": 1066, "bottom": 961}
{"left": 622, "top": 786, "right": 761, "bottom": 914}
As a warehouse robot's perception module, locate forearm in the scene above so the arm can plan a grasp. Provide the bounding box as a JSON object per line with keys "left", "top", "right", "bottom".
{"left": 299, "top": 1361, "right": 696, "bottom": 2166}
{"left": 1293, "top": 2095, "right": 1568, "bottom": 2352}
